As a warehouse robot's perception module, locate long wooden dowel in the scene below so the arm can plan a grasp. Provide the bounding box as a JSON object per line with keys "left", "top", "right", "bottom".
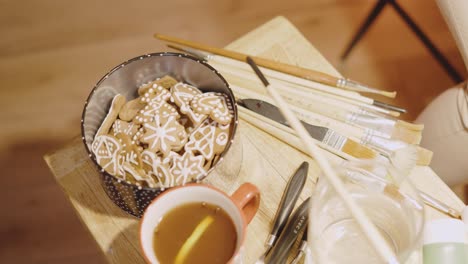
{"left": 246, "top": 57, "right": 399, "bottom": 263}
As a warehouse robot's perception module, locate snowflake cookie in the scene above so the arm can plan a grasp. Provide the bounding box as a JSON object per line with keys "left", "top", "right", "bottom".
{"left": 140, "top": 115, "right": 185, "bottom": 157}
{"left": 170, "top": 151, "right": 206, "bottom": 185}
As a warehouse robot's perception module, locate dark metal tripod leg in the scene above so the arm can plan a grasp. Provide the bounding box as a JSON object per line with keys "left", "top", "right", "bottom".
{"left": 340, "top": 0, "right": 387, "bottom": 60}
{"left": 389, "top": 0, "right": 463, "bottom": 83}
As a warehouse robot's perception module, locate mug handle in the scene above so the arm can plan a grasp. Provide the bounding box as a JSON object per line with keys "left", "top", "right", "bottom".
{"left": 231, "top": 183, "right": 260, "bottom": 224}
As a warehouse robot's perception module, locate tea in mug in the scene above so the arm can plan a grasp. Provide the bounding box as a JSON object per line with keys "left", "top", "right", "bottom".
{"left": 153, "top": 202, "right": 237, "bottom": 264}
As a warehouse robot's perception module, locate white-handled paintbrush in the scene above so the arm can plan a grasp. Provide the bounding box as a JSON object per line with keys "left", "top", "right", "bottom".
{"left": 211, "top": 59, "right": 425, "bottom": 139}
{"left": 246, "top": 57, "right": 400, "bottom": 264}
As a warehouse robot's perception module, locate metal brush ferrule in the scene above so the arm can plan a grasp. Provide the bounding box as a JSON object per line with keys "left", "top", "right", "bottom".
{"left": 336, "top": 78, "right": 348, "bottom": 88}
{"left": 265, "top": 234, "right": 277, "bottom": 247}
{"left": 290, "top": 251, "right": 305, "bottom": 264}
{"left": 336, "top": 78, "right": 360, "bottom": 89}
{"left": 373, "top": 100, "right": 407, "bottom": 114}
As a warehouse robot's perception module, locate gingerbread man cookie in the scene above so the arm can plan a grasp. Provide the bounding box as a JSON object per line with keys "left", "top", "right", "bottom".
{"left": 190, "top": 92, "right": 233, "bottom": 125}
{"left": 170, "top": 151, "right": 206, "bottom": 185}
{"left": 171, "top": 82, "right": 207, "bottom": 127}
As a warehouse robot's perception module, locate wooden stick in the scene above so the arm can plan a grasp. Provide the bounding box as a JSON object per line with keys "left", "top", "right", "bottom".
{"left": 155, "top": 34, "right": 397, "bottom": 98}
{"left": 246, "top": 57, "right": 399, "bottom": 263}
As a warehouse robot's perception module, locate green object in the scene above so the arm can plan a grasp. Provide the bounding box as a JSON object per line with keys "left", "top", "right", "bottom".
{"left": 423, "top": 243, "right": 468, "bottom": 264}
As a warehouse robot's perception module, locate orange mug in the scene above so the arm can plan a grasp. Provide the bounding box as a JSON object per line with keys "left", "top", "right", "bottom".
{"left": 140, "top": 183, "right": 260, "bottom": 263}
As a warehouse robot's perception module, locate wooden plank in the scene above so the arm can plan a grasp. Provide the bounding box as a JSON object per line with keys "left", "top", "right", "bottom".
{"left": 44, "top": 16, "right": 464, "bottom": 264}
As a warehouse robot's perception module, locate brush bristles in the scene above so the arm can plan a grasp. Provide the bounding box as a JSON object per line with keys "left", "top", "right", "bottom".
{"left": 388, "top": 111, "right": 400, "bottom": 117}
{"left": 390, "top": 146, "right": 418, "bottom": 176}
{"left": 342, "top": 139, "right": 377, "bottom": 159}
{"left": 391, "top": 126, "right": 422, "bottom": 144}
{"left": 383, "top": 184, "right": 405, "bottom": 202}
{"left": 416, "top": 146, "right": 433, "bottom": 166}
{"left": 381, "top": 91, "right": 397, "bottom": 98}
{"left": 396, "top": 120, "right": 424, "bottom": 131}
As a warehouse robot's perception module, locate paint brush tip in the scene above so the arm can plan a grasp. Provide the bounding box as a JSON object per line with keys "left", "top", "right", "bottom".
{"left": 342, "top": 139, "right": 378, "bottom": 159}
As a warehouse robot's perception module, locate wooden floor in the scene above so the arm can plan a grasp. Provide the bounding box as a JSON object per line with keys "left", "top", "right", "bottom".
{"left": 1, "top": 0, "right": 465, "bottom": 263}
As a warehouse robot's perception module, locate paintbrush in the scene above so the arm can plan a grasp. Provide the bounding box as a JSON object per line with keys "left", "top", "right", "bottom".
{"left": 218, "top": 65, "right": 422, "bottom": 144}
{"left": 238, "top": 102, "right": 432, "bottom": 165}
{"left": 238, "top": 100, "right": 377, "bottom": 160}
{"left": 240, "top": 97, "right": 420, "bottom": 163}
{"left": 245, "top": 56, "right": 400, "bottom": 263}
{"left": 214, "top": 61, "right": 401, "bottom": 117}
{"left": 157, "top": 35, "right": 402, "bottom": 104}
{"left": 233, "top": 77, "right": 420, "bottom": 144}
{"left": 204, "top": 55, "right": 424, "bottom": 131}
{"left": 232, "top": 80, "right": 419, "bottom": 151}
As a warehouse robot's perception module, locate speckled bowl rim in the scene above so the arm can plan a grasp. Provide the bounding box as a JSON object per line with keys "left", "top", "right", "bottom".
{"left": 80, "top": 52, "right": 239, "bottom": 192}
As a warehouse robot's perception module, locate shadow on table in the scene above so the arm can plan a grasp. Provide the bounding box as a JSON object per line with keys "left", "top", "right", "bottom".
{"left": 108, "top": 221, "right": 146, "bottom": 263}
{"left": 45, "top": 136, "right": 135, "bottom": 219}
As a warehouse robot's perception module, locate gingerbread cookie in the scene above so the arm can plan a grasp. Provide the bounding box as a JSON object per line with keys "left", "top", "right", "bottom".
{"left": 138, "top": 75, "right": 178, "bottom": 96}
{"left": 122, "top": 161, "right": 155, "bottom": 187}
{"left": 170, "top": 151, "right": 206, "bottom": 185}
{"left": 191, "top": 92, "right": 233, "bottom": 125}
{"left": 111, "top": 119, "right": 140, "bottom": 139}
{"left": 184, "top": 119, "right": 230, "bottom": 161}
{"left": 134, "top": 98, "right": 179, "bottom": 125}
{"left": 140, "top": 115, "right": 185, "bottom": 157}
{"left": 118, "top": 98, "right": 144, "bottom": 122}
{"left": 140, "top": 85, "right": 171, "bottom": 105}
{"left": 115, "top": 133, "right": 142, "bottom": 168}
{"left": 141, "top": 150, "right": 173, "bottom": 188}
{"left": 92, "top": 77, "right": 234, "bottom": 189}
{"left": 171, "top": 82, "right": 207, "bottom": 127}
{"left": 91, "top": 134, "right": 124, "bottom": 177}
{"left": 96, "top": 94, "right": 126, "bottom": 137}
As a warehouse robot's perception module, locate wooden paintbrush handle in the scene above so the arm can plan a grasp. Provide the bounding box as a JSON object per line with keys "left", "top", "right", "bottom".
{"left": 212, "top": 60, "right": 396, "bottom": 117}
{"left": 209, "top": 57, "right": 369, "bottom": 104}
{"left": 155, "top": 33, "right": 340, "bottom": 85}
{"left": 252, "top": 56, "right": 338, "bottom": 86}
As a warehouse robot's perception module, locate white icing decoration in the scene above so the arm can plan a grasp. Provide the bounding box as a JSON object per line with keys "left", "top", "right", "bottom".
{"left": 184, "top": 119, "right": 229, "bottom": 160}
{"left": 171, "top": 83, "right": 206, "bottom": 125}
{"left": 141, "top": 115, "right": 180, "bottom": 155}
{"left": 141, "top": 150, "right": 173, "bottom": 188}
{"left": 170, "top": 151, "right": 206, "bottom": 185}
{"left": 91, "top": 135, "right": 124, "bottom": 177}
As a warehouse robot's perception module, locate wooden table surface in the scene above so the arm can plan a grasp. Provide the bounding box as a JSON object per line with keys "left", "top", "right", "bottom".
{"left": 44, "top": 16, "right": 465, "bottom": 264}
